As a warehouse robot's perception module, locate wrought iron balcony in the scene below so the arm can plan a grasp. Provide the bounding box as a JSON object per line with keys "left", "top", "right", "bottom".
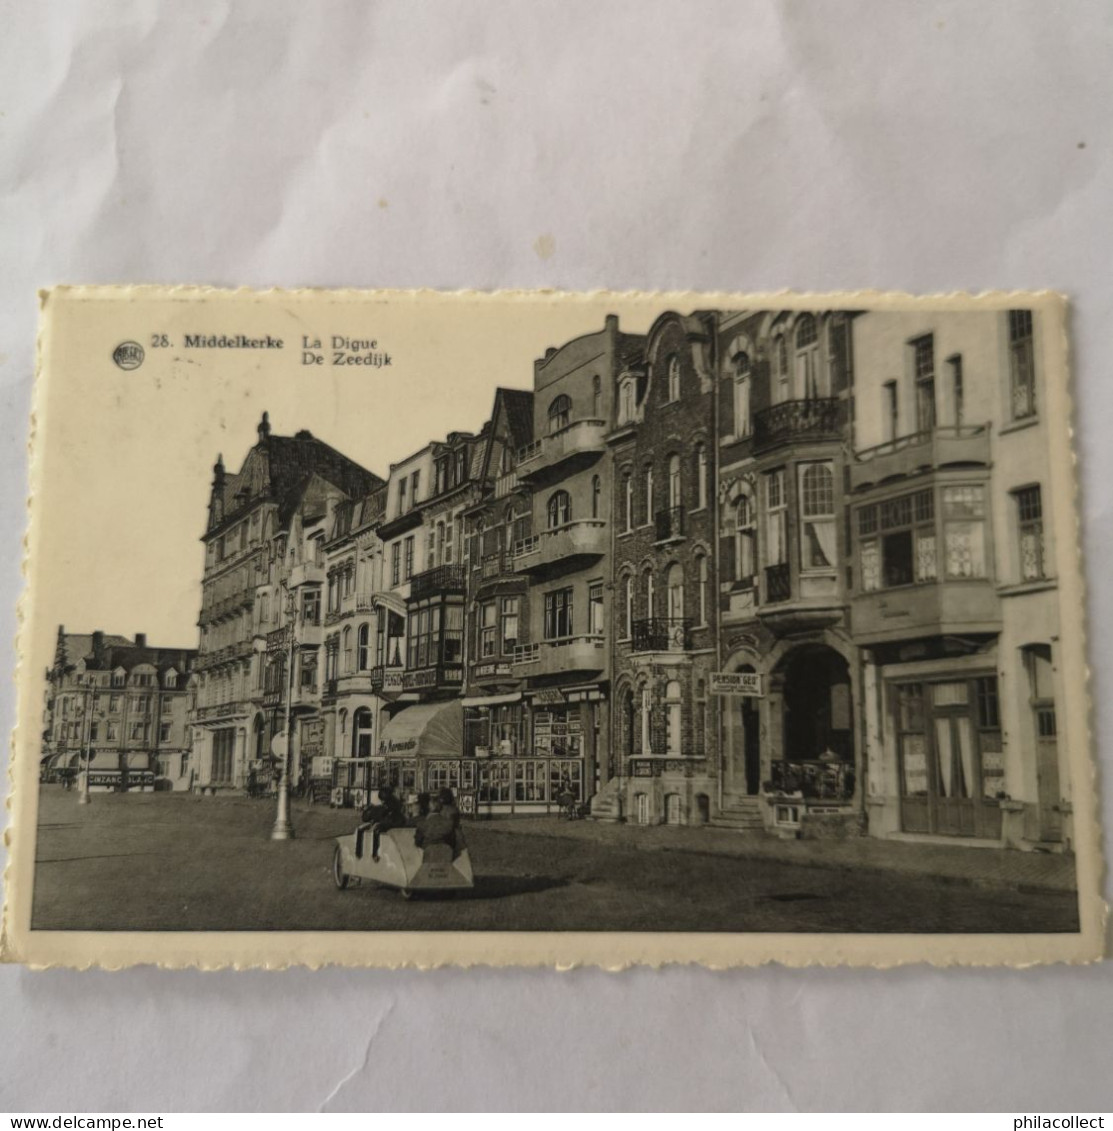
{"left": 630, "top": 617, "right": 693, "bottom": 653}
{"left": 654, "top": 506, "right": 685, "bottom": 543}
{"left": 753, "top": 398, "right": 844, "bottom": 452}
{"left": 409, "top": 563, "right": 467, "bottom": 601}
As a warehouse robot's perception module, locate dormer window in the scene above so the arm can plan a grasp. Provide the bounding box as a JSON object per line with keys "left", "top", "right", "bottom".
{"left": 617, "top": 377, "right": 636, "bottom": 426}
{"left": 548, "top": 394, "right": 571, "bottom": 434}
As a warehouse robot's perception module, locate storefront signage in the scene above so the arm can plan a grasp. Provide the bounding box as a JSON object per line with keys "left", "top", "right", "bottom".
{"left": 531, "top": 688, "right": 566, "bottom": 705}
{"left": 474, "top": 662, "right": 511, "bottom": 678}
{"left": 311, "top": 756, "right": 333, "bottom": 777}
{"left": 381, "top": 669, "right": 404, "bottom": 692}
{"left": 378, "top": 736, "right": 418, "bottom": 756}
{"left": 403, "top": 667, "right": 463, "bottom": 690}
{"left": 710, "top": 672, "right": 763, "bottom": 697}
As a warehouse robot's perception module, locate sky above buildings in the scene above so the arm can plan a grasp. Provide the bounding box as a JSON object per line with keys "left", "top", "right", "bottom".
{"left": 32, "top": 292, "right": 669, "bottom": 650}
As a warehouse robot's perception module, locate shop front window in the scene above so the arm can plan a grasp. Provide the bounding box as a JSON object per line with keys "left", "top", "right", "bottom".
{"left": 515, "top": 760, "right": 548, "bottom": 802}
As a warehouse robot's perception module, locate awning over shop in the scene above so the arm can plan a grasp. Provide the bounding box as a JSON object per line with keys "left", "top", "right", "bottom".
{"left": 377, "top": 700, "right": 463, "bottom": 760}
{"left": 460, "top": 692, "right": 522, "bottom": 708}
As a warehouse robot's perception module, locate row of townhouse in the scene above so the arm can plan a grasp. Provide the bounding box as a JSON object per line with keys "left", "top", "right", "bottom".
{"left": 186, "top": 305, "right": 1070, "bottom": 850}
{"left": 41, "top": 628, "right": 196, "bottom": 791}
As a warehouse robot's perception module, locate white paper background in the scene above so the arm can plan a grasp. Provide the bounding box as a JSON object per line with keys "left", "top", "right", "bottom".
{"left": 2, "top": 0, "right": 1111, "bottom": 1113}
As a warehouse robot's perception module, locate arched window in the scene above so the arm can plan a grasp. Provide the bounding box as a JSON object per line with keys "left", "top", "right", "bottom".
{"left": 591, "top": 475, "right": 602, "bottom": 518}
{"left": 341, "top": 626, "right": 353, "bottom": 674}
{"left": 736, "top": 493, "right": 755, "bottom": 581}
{"left": 800, "top": 462, "right": 836, "bottom": 570}
{"left": 665, "top": 680, "right": 682, "bottom": 755}
{"left": 644, "top": 464, "right": 654, "bottom": 525}
{"left": 666, "top": 562, "right": 684, "bottom": 620}
{"left": 795, "top": 314, "right": 819, "bottom": 399}
{"left": 696, "top": 552, "right": 710, "bottom": 625}
{"left": 547, "top": 490, "right": 571, "bottom": 529}
{"left": 624, "top": 472, "right": 634, "bottom": 532}
{"left": 695, "top": 443, "right": 708, "bottom": 509}
{"left": 733, "top": 351, "right": 752, "bottom": 436}
{"left": 357, "top": 623, "right": 370, "bottom": 671}
{"left": 667, "top": 353, "right": 681, "bottom": 401}
{"left": 592, "top": 374, "right": 602, "bottom": 418}
{"left": 353, "top": 708, "right": 373, "bottom": 758}
{"left": 643, "top": 567, "right": 655, "bottom": 619}
{"left": 618, "top": 378, "right": 636, "bottom": 425}
{"left": 548, "top": 394, "right": 571, "bottom": 434}
{"left": 621, "top": 574, "right": 634, "bottom": 638}
{"left": 668, "top": 454, "right": 682, "bottom": 508}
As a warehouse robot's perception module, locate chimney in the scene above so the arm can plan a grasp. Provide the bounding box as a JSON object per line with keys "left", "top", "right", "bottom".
{"left": 258, "top": 411, "right": 271, "bottom": 442}
{"left": 135, "top": 633, "right": 147, "bottom": 649}
{"left": 605, "top": 313, "right": 619, "bottom": 333}
{"left": 92, "top": 631, "right": 105, "bottom": 664}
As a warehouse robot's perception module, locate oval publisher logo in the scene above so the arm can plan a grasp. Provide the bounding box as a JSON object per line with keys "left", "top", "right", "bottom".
{"left": 112, "top": 340, "right": 145, "bottom": 370}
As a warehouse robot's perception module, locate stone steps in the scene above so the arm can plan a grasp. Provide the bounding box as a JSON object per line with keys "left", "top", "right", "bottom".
{"left": 713, "top": 796, "right": 766, "bottom": 831}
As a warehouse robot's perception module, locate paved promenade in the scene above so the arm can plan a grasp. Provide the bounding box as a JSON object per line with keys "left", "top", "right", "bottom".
{"left": 481, "top": 815, "right": 1079, "bottom": 893}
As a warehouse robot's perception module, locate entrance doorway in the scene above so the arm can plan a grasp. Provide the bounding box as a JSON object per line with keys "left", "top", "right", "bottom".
{"left": 741, "top": 697, "right": 761, "bottom": 794}
{"left": 726, "top": 663, "right": 762, "bottom": 796}
{"left": 665, "top": 793, "right": 681, "bottom": 824}
{"left": 782, "top": 647, "right": 852, "bottom": 761}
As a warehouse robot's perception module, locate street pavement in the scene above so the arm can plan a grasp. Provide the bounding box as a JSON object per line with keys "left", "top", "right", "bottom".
{"left": 30, "top": 786, "right": 1080, "bottom": 933}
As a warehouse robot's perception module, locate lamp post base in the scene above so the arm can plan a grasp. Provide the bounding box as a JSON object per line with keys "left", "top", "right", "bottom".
{"left": 270, "top": 819, "right": 295, "bottom": 841}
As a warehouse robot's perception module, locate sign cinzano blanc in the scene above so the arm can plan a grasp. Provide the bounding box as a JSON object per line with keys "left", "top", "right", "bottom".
{"left": 710, "top": 672, "right": 763, "bottom": 697}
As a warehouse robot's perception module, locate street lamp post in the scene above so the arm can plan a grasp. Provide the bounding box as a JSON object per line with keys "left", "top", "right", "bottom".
{"left": 271, "top": 584, "right": 297, "bottom": 841}
{"left": 77, "top": 683, "right": 92, "bottom": 805}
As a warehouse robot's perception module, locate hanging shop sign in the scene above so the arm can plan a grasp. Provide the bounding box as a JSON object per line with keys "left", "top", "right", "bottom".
{"left": 531, "top": 688, "right": 566, "bottom": 705}
{"left": 710, "top": 672, "right": 763, "bottom": 697}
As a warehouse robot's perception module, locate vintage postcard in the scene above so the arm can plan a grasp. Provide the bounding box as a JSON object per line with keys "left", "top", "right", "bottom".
{"left": 2, "top": 286, "right": 1105, "bottom": 969}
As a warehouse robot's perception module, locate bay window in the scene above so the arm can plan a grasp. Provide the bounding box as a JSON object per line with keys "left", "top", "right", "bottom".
{"left": 799, "top": 462, "right": 836, "bottom": 572}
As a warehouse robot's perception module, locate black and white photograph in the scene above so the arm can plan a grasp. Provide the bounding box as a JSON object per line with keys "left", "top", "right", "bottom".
{"left": 3, "top": 287, "right": 1101, "bottom": 969}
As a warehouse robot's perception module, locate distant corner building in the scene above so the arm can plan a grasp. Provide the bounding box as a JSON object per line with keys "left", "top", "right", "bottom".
{"left": 41, "top": 627, "right": 197, "bottom": 791}
{"left": 180, "top": 306, "right": 1071, "bottom": 853}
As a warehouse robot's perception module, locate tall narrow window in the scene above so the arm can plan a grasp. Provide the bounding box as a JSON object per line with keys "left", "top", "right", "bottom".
{"left": 548, "top": 394, "right": 572, "bottom": 433}
{"left": 913, "top": 334, "right": 936, "bottom": 431}
{"left": 624, "top": 472, "right": 634, "bottom": 532}
{"left": 665, "top": 681, "right": 682, "bottom": 755}
{"left": 398, "top": 477, "right": 407, "bottom": 513}
{"left": 543, "top": 588, "right": 574, "bottom": 639}
{"left": 1014, "top": 485, "right": 1045, "bottom": 581}
{"left": 883, "top": 381, "right": 899, "bottom": 442}
{"left": 942, "top": 485, "right": 987, "bottom": 578}
{"left": 667, "top": 354, "right": 680, "bottom": 401}
{"left": 403, "top": 536, "right": 415, "bottom": 580}
{"left": 341, "top": 626, "right": 353, "bottom": 673}
{"left": 774, "top": 336, "right": 789, "bottom": 403}
{"left": 643, "top": 568, "right": 655, "bottom": 619}
{"left": 480, "top": 601, "right": 497, "bottom": 657}
{"left": 591, "top": 475, "right": 602, "bottom": 519}
{"left": 668, "top": 454, "right": 681, "bottom": 508}
{"left": 735, "top": 494, "right": 755, "bottom": 581}
{"left": 589, "top": 582, "right": 605, "bottom": 635}
{"left": 500, "top": 596, "right": 519, "bottom": 653}
{"left": 390, "top": 542, "right": 401, "bottom": 586}
{"left": 547, "top": 490, "right": 571, "bottom": 529}
{"left": 592, "top": 374, "right": 602, "bottom": 418}
{"left": 733, "top": 351, "right": 752, "bottom": 437}
{"left": 1009, "top": 309, "right": 1036, "bottom": 419}
{"left": 765, "top": 470, "right": 787, "bottom": 566}
{"left": 621, "top": 575, "right": 633, "bottom": 638}
{"left": 666, "top": 562, "right": 684, "bottom": 620}
{"left": 357, "top": 623, "right": 370, "bottom": 670}
{"left": 696, "top": 553, "right": 710, "bottom": 624}
{"left": 800, "top": 462, "right": 836, "bottom": 571}
{"left": 695, "top": 444, "right": 708, "bottom": 509}
{"left": 948, "top": 354, "right": 964, "bottom": 427}
{"left": 643, "top": 465, "right": 653, "bottom": 526}
{"left": 795, "top": 315, "right": 819, "bottom": 399}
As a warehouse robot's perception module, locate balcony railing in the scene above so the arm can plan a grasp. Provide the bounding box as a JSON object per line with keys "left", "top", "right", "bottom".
{"left": 630, "top": 617, "right": 694, "bottom": 653}
{"left": 516, "top": 419, "right": 608, "bottom": 481}
{"left": 654, "top": 506, "right": 685, "bottom": 542}
{"left": 765, "top": 562, "right": 791, "bottom": 604}
{"left": 409, "top": 563, "right": 467, "bottom": 601}
{"left": 849, "top": 424, "right": 991, "bottom": 491}
{"left": 753, "top": 398, "right": 843, "bottom": 452}
{"left": 510, "top": 635, "right": 605, "bottom": 677}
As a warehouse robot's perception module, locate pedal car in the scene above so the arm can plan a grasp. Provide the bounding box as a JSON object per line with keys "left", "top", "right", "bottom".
{"left": 332, "top": 824, "right": 474, "bottom": 899}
